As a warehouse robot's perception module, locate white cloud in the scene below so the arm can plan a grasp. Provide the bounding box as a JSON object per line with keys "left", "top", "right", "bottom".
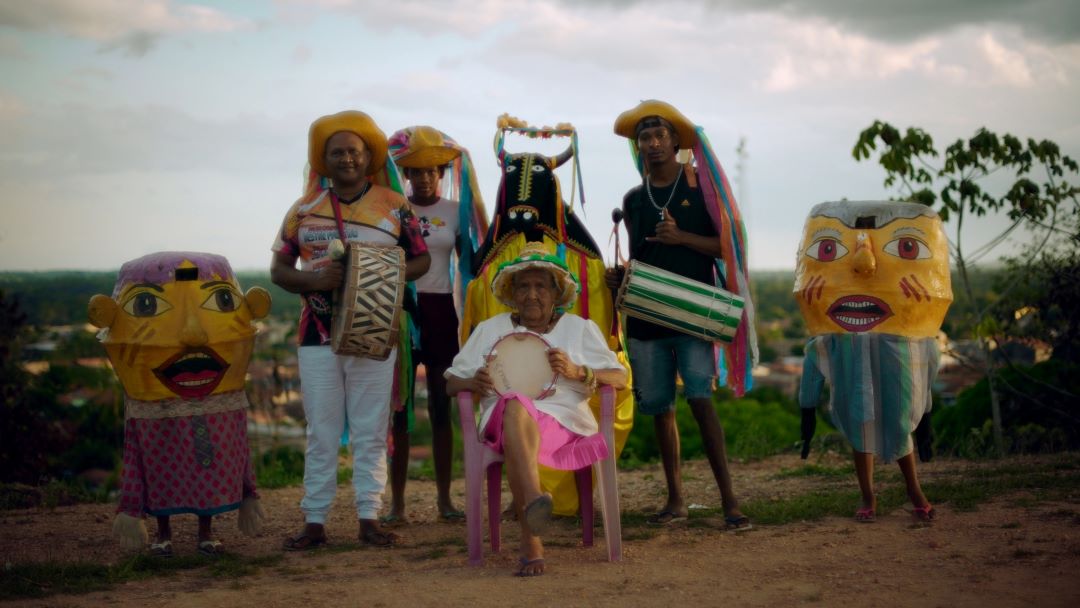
{"left": 0, "top": 1, "right": 251, "bottom": 56}
{"left": 979, "top": 33, "right": 1035, "bottom": 87}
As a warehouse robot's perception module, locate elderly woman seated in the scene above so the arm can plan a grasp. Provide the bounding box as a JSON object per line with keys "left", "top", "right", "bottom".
{"left": 445, "top": 243, "right": 628, "bottom": 577}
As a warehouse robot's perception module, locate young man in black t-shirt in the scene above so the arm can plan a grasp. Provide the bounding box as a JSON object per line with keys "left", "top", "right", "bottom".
{"left": 606, "top": 100, "right": 750, "bottom": 530}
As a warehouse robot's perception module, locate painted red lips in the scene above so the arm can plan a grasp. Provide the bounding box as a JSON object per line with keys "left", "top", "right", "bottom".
{"left": 153, "top": 347, "right": 229, "bottom": 399}
{"left": 826, "top": 295, "right": 894, "bottom": 332}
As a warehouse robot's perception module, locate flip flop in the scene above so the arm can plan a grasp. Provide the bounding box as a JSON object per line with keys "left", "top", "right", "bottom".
{"left": 723, "top": 514, "right": 753, "bottom": 532}
{"left": 911, "top": 504, "right": 935, "bottom": 523}
{"left": 438, "top": 509, "right": 466, "bottom": 523}
{"left": 524, "top": 493, "right": 553, "bottom": 535}
{"left": 282, "top": 532, "right": 327, "bottom": 552}
{"left": 149, "top": 540, "right": 173, "bottom": 558}
{"left": 379, "top": 513, "right": 408, "bottom": 527}
{"left": 515, "top": 557, "right": 545, "bottom": 577}
{"left": 855, "top": 506, "right": 876, "bottom": 523}
{"left": 646, "top": 509, "right": 688, "bottom": 526}
{"left": 360, "top": 527, "right": 401, "bottom": 547}
{"left": 198, "top": 540, "right": 224, "bottom": 557}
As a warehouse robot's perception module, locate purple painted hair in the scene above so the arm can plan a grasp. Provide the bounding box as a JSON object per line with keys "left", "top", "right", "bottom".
{"left": 112, "top": 251, "right": 236, "bottom": 298}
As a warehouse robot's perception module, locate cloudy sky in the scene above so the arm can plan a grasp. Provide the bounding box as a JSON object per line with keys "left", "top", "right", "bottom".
{"left": 1, "top": 0, "right": 1077, "bottom": 272}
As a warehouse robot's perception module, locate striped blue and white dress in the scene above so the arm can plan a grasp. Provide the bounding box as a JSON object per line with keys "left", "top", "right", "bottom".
{"left": 799, "top": 333, "right": 938, "bottom": 463}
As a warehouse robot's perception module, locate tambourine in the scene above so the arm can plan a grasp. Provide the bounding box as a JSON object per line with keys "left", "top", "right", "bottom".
{"left": 485, "top": 331, "right": 556, "bottom": 400}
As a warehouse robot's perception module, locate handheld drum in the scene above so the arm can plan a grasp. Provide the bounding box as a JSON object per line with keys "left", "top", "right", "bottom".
{"left": 485, "top": 331, "right": 557, "bottom": 400}
{"left": 331, "top": 243, "right": 406, "bottom": 360}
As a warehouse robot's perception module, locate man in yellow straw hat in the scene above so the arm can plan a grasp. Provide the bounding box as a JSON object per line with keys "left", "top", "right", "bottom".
{"left": 607, "top": 100, "right": 756, "bottom": 530}
{"left": 271, "top": 110, "right": 431, "bottom": 549}
{"left": 383, "top": 125, "right": 488, "bottom": 524}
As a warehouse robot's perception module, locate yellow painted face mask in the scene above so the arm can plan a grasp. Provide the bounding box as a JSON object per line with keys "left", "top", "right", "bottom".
{"left": 793, "top": 201, "right": 952, "bottom": 339}
{"left": 88, "top": 252, "right": 271, "bottom": 402}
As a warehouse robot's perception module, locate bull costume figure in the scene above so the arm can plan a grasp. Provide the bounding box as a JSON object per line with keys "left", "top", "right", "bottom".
{"left": 461, "top": 114, "right": 634, "bottom": 516}
{"left": 796, "top": 201, "right": 952, "bottom": 523}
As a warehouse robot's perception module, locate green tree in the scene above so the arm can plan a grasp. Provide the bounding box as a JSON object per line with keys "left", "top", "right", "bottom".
{"left": 853, "top": 122, "right": 1079, "bottom": 455}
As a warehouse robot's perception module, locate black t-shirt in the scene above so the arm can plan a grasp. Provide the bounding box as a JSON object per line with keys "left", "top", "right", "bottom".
{"left": 623, "top": 172, "right": 720, "bottom": 340}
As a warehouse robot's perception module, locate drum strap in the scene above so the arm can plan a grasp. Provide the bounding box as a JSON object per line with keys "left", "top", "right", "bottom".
{"left": 329, "top": 192, "right": 349, "bottom": 243}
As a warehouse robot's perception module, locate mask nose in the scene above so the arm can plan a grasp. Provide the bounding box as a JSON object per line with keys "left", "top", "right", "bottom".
{"left": 179, "top": 308, "right": 208, "bottom": 347}
{"left": 852, "top": 233, "right": 876, "bottom": 276}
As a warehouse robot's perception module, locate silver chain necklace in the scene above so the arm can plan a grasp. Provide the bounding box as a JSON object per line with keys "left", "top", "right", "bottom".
{"left": 645, "top": 168, "right": 682, "bottom": 220}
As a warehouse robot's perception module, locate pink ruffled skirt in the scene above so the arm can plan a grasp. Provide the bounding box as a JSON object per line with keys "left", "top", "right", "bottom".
{"left": 481, "top": 392, "right": 608, "bottom": 470}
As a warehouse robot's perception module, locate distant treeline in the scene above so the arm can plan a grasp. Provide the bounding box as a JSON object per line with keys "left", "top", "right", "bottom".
{"left": 0, "top": 268, "right": 1000, "bottom": 335}
{"left": 0, "top": 271, "right": 302, "bottom": 326}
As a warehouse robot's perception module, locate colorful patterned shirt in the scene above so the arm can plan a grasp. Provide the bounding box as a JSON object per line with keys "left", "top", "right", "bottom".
{"left": 272, "top": 185, "right": 428, "bottom": 346}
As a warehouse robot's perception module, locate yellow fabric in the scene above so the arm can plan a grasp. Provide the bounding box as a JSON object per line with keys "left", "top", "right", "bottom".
{"left": 462, "top": 233, "right": 634, "bottom": 515}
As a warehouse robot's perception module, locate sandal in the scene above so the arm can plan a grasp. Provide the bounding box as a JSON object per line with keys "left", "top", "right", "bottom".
{"left": 515, "top": 557, "right": 545, "bottom": 577}
{"left": 149, "top": 540, "right": 173, "bottom": 558}
{"left": 855, "top": 506, "right": 876, "bottom": 523}
{"left": 198, "top": 540, "right": 224, "bottom": 557}
{"left": 360, "top": 526, "right": 400, "bottom": 547}
{"left": 438, "top": 509, "right": 466, "bottom": 523}
{"left": 282, "top": 531, "right": 327, "bottom": 552}
{"left": 523, "top": 493, "right": 553, "bottom": 535}
{"left": 723, "top": 514, "right": 753, "bottom": 532}
{"left": 646, "top": 509, "right": 688, "bottom": 526}
{"left": 379, "top": 513, "right": 408, "bottom": 527}
{"left": 911, "top": 503, "right": 936, "bottom": 522}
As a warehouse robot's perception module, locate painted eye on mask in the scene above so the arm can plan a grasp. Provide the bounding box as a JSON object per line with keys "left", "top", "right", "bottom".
{"left": 530, "top": 165, "right": 546, "bottom": 173}
{"left": 505, "top": 165, "right": 517, "bottom": 174}
{"left": 123, "top": 292, "right": 173, "bottom": 317}
{"left": 883, "top": 237, "right": 931, "bottom": 260}
{"left": 804, "top": 238, "right": 848, "bottom": 262}
{"left": 202, "top": 288, "right": 239, "bottom": 313}
{"left": 522, "top": 211, "right": 534, "bottom": 220}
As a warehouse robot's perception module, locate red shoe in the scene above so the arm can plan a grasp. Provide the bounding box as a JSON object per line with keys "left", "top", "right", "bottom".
{"left": 854, "top": 506, "right": 876, "bottom": 523}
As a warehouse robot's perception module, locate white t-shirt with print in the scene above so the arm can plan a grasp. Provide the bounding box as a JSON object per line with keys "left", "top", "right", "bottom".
{"left": 409, "top": 198, "right": 459, "bottom": 294}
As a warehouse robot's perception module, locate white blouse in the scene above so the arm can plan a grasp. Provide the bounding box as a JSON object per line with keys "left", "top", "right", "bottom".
{"left": 445, "top": 312, "right": 621, "bottom": 436}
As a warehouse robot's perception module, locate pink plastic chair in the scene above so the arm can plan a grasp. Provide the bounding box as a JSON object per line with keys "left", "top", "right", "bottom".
{"left": 457, "top": 386, "right": 622, "bottom": 565}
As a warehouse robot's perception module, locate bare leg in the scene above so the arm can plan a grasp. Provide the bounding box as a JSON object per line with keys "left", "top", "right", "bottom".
{"left": 197, "top": 515, "right": 212, "bottom": 542}
{"left": 853, "top": 450, "right": 876, "bottom": 511}
{"left": 897, "top": 451, "right": 930, "bottom": 508}
{"left": 155, "top": 515, "right": 171, "bottom": 542}
{"left": 688, "top": 397, "right": 743, "bottom": 518}
{"left": 653, "top": 410, "right": 687, "bottom": 518}
{"left": 427, "top": 367, "right": 460, "bottom": 517}
{"left": 387, "top": 419, "right": 409, "bottom": 521}
{"left": 502, "top": 399, "right": 545, "bottom": 573}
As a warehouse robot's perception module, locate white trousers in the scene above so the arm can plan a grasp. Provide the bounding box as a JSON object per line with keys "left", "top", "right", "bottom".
{"left": 298, "top": 345, "right": 395, "bottom": 522}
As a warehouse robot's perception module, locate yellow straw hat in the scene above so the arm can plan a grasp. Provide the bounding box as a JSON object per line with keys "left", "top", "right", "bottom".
{"left": 613, "top": 99, "right": 698, "bottom": 148}
{"left": 389, "top": 126, "right": 462, "bottom": 168}
{"left": 309, "top": 110, "right": 388, "bottom": 177}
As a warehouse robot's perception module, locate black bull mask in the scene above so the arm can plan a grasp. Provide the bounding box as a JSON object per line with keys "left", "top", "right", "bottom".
{"left": 473, "top": 151, "right": 602, "bottom": 275}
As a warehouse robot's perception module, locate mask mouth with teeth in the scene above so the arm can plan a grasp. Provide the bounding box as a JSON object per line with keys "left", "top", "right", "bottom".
{"left": 88, "top": 251, "right": 270, "bottom": 402}
{"left": 794, "top": 201, "right": 952, "bottom": 339}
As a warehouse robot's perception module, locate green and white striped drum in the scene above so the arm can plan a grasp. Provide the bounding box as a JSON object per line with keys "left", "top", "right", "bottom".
{"left": 616, "top": 260, "right": 744, "bottom": 342}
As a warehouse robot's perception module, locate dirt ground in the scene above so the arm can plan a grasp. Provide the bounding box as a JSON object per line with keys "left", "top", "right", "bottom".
{"left": 2, "top": 453, "right": 1079, "bottom": 607}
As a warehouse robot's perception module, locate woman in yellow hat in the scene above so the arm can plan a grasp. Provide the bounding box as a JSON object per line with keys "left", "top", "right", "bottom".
{"left": 383, "top": 126, "right": 487, "bottom": 523}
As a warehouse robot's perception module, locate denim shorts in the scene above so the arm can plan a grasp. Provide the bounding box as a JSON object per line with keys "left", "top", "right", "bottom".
{"left": 627, "top": 335, "right": 716, "bottom": 415}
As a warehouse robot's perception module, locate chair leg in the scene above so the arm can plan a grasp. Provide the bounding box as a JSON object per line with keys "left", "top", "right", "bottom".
{"left": 459, "top": 392, "right": 485, "bottom": 566}
{"left": 487, "top": 463, "right": 502, "bottom": 554}
{"left": 595, "top": 458, "right": 622, "bottom": 562}
{"left": 575, "top": 468, "right": 594, "bottom": 547}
